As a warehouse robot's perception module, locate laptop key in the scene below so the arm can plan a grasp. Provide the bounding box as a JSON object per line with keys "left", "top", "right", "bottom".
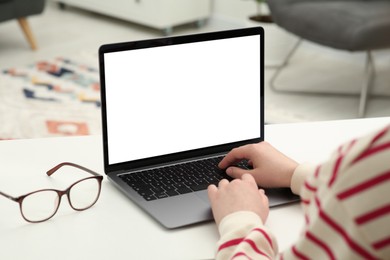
{"left": 139, "top": 188, "right": 154, "bottom": 197}
{"left": 190, "top": 183, "right": 210, "bottom": 191}
{"left": 144, "top": 194, "right": 158, "bottom": 201}
{"left": 156, "top": 192, "right": 169, "bottom": 199}
{"left": 121, "top": 155, "right": 241, "bottom": 201}
{"left": 151, "top": 186, "right": 165, "bottom": 194}
{"left": 166, "top": 189, "right": 180, "bottom": 197}
{"left": 176, "top": 187, "right": 192, "bottom": 194}
{"left": 183, "top": 180, "right": 196, "bottom": 187}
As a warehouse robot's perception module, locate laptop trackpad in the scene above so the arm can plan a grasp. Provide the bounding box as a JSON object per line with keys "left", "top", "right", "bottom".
{"left": 196, "top": 187, "right": 300, "bottom": 208}
{"left": 195, "top": 190, "right": 211, "bottom": 205}
{"left": 145, "top": 193, "right": 212, "bottom": 229}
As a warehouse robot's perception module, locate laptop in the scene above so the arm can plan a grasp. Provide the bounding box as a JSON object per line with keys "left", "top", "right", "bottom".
{"left": 98, "top": 27, "right": 299, "bottom": 229}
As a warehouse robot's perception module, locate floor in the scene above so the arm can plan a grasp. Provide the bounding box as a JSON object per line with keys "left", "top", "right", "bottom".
{"left": 1, "top": 2, "right": 390, "bottom": 126}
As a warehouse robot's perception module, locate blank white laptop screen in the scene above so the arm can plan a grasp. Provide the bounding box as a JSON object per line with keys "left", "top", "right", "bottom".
{"left": 104, "top": 34, "right": 261, "bottom": 165}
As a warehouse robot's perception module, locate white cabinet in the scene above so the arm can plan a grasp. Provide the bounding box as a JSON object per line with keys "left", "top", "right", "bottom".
{"left": 55, "top": 0, "right": 211, "bottom": 34}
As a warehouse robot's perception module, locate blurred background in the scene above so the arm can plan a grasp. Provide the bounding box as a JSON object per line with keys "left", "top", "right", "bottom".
{"left": 0, "top": 0, "right": 389, "bottom": 139}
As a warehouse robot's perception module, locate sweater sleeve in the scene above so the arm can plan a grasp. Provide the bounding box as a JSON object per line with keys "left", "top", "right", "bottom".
{"left": 290, "top": 162, "right": 317, "bottom": 195}
{"left": 214, "top": 163, "right": 316, "bottom": 260}
{"left": 282, "top": 124, "right": 390, "bottom": 259}
{"left": 214, "top": 124, "right": 390, "bottom": 260}
{"left": 216, "top": 211, "right": 278, "bottom": 260}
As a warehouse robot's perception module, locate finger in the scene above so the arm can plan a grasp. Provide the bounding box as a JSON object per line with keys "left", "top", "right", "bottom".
{"left": 226, "top": 166, "right": 250, "bottom": 179}
{"left": 259, "top": 189, "right": 269, "bottom": 206}
{"left": 241, "top": 173, "right": 258, "bottom": 188}
{"left": 241, "top": 173, "right": 255, "bottom": 182}
{"left": 218, "top": 146, "right": 250, "bottom": 169}
{"left": 218, "top": 178, "right": 230, "bottom": 188}
{"left": 207, "top": 184, "right": 218, "bottom": 201}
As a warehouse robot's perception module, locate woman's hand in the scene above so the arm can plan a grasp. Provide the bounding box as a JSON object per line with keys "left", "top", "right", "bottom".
{"left": 208, "top": 174, "right": 269, "bottom": 227}
{"left": 219, "top": 141, "right": 298, "bottom": 188}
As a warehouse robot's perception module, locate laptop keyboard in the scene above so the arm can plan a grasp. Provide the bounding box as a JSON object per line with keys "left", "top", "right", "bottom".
{"left": 119, "top": 156, "right": 250, "bottom": 201}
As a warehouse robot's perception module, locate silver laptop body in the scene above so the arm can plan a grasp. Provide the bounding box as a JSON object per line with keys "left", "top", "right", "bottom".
{"left": 99, "top": 27, "right": 299, "bottom": 229}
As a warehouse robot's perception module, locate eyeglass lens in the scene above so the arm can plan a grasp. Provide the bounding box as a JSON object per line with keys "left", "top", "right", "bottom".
{"left": 20, "top": 178, "right": 101, "bottom": 222}
{"left": 21, "top": 190, "right": 59, "bottom": 222}
{"left": 69, "top": 178, "right": 101, "bottom": 210}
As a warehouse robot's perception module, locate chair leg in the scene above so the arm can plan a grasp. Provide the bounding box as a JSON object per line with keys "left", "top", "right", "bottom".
{"left": 17, "top": 17, "right": 38, "bottom": 50}
{"left": 269, "top": 38, "right": 302, "bottom": 92}
{"left": 269, "top": 41, "right": 380, "bottom": 118}
{"left": 358, "top": 51, "right": 375, "bottom": 117}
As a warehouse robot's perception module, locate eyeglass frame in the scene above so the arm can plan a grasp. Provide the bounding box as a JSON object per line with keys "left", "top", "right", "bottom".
{"left": 0, "top": 162, "right": 103, "bottom": 223}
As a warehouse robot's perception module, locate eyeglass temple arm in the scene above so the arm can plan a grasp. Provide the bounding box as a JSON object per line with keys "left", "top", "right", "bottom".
{"left": 0, "top": 190, "right": 19, "bottom": 202}
{"left": 46, "top": 162, "right": 101, "bottom": 177}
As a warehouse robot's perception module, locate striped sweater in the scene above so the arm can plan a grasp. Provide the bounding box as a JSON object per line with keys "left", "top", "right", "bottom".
{"left": 215, "top": 124, "right": 390, "bottom": 259}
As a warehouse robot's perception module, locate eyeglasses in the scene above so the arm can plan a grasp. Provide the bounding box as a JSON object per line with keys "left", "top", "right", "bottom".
{"left": 0, "top": 162, "right": 103, "bottom": 223}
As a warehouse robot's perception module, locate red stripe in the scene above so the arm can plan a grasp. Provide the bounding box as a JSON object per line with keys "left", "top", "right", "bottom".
{"left": 219, "top": 238, "right": 244, "bottom": 252}
{"left": 304, "top": 181, "right": 317, "bottom": 192}
{"left": 305, "top": 213, "right": 310, "bottom": 225}
{"left": 315, "top": 197, "right": 376, "bottom": 259}
{"left": 370, "top": 126, "right": 389, "bottom": 146}
{"left": 355, "top": 204, "right": 390, "bottom": 225}
{"left": 337, "top": 171, "right": 390, "bottom": 200}
{"left": 292, "top": 245, "right": 310, "bottom": 260}
{"left": 252, "top": 228, "right": 273, "bottom": 248}
{"left": 338, "top": 139, "right": 357, "bottom": 156}
{"left": 328, "top": 155, "right": 344, "bottom": 187}
{"left": 348, "top": 139, "right": 357, "bottom": 150}
{"left": 232, "top": 252, "right": 252, "bottom": 260}
{"left": 306, "top": 231, "right": 336, "bottom": 260}
{"left": 352, "top": 141, "right": 390, "bottom": 165}
{"left": 301, "top": 199, "right": 310, "bottom": 205}
{"left": 337, "top": 145, "right": 343, "bottom": 154}
{"left": 328, "top": 138, "right": 358, "bottom": 187}
{"left": 242, "top": 238, "right": 270, "bottom": 258}
{"left": 373, "top": 236, "right": 390, "bottom": 250}
{"left": 218, "top": 237, "right": 270, "bottom": 259}
{"left": 314, "top": 165, "right": 321, "bottom": 178}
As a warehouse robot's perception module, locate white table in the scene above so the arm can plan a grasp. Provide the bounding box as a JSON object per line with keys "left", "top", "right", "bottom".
{"left": 0, "top": 117, "right": 389, "bottom": 259}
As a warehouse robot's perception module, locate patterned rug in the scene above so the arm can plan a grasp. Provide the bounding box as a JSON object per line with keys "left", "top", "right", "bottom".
{"left": 0, "top": 55, "right": 101, "bottom": 139}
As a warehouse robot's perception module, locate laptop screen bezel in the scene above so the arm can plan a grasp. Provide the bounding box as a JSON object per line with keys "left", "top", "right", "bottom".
{"left": 99, "top": 27, "right": 264, "bottom": 174}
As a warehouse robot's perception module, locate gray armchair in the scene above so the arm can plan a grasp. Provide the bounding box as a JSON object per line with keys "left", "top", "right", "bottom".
{"left": 267, "top": 0, "right": 390, "bottom": 117}
{"left": 0, "top": 0, "right": 45, "bottom": 50}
